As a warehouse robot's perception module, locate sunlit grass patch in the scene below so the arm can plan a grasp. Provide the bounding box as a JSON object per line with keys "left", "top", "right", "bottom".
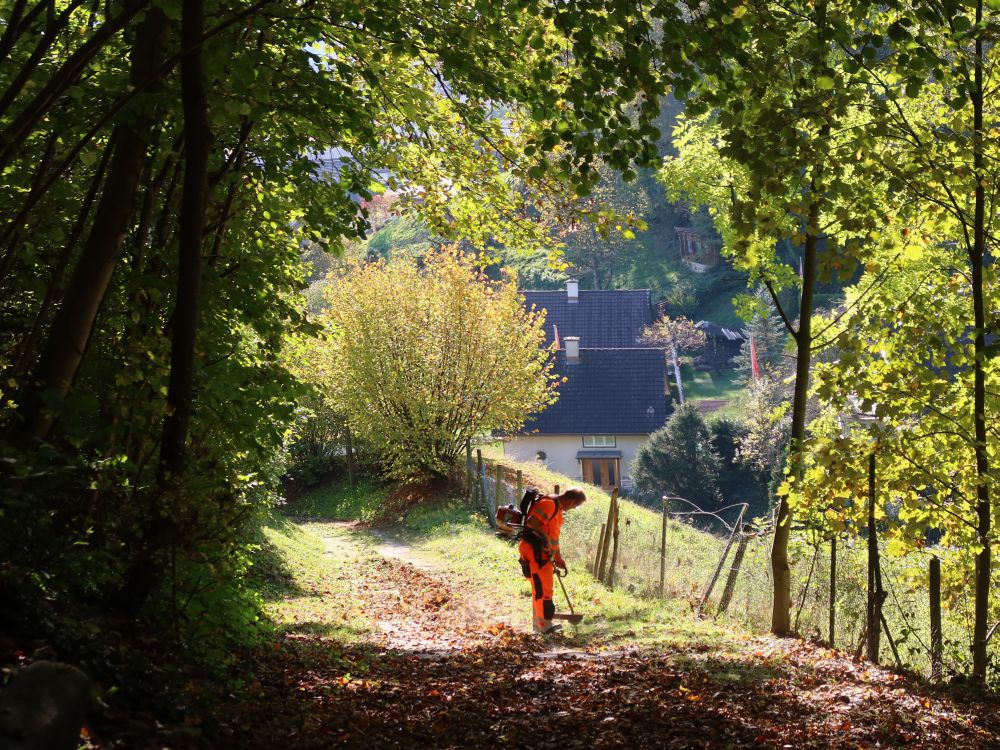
{"left": 255, "top": 517, "right": 375, "bottom": 641}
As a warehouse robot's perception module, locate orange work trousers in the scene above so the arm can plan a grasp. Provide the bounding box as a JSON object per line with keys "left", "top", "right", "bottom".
{"left": 521, "top": 550, "right": 554, "bottom": 632}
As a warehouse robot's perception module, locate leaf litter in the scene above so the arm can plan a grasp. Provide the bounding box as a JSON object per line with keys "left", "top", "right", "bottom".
{"left": 85, "top": 521, "right": 1000, "bottom": 749}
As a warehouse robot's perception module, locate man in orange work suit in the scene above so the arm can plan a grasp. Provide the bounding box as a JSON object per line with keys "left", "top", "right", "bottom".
{"left": 519, "top": 488, "right": 587, "bottom": 634}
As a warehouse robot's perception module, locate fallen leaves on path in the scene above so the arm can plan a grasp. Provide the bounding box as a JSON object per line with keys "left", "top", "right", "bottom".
{"left": 83, "top": 524, "right": 1000, "bottom": 749}
{"left": 228, "top": 634, "right": 997, "bottom": 750}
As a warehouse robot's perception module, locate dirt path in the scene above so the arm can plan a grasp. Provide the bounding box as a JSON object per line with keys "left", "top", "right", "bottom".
{"left": 225, "top": 521, "right": 999, "bottom": 750}
{"left": 311, "top": 521, "right": 525, "bottom": 656}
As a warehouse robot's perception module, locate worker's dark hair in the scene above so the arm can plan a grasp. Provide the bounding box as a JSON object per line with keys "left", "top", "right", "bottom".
{"left": 558, "top": 487, "right": 587, "bottom": 504}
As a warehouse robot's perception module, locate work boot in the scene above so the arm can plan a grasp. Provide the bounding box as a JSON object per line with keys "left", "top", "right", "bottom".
{"left": 540, "top": 624, "right": 563, "bottom": 635}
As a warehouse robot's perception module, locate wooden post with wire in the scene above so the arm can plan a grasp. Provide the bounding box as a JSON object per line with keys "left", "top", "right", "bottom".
{"left": 659, "top": 497, "right": 669, "bottom": 597}
{"left": 607, "top": 488, "right": 621, "bottom": 587}
{"left": 475, "top": 449, "right": 485, "bottom": 519}
{"left": 717, "top": 515, "right": 749, "bottom": 617}
{"left": 466, "top": 441, "right": 473, "bottom": 502}
{"left": 594, "top": 523, "right": 607, "bottom": 576}
{"left": 597, "top": 489, "right": 617, "bottom": 584}
{"left": 698, "top": 506, "right": 744, "bottom": 615}
{"left": 494, "top": 463, "right": 503, "bottom": 521}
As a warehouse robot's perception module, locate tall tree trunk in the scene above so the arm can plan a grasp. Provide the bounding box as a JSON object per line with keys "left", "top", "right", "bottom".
{"left": 24, "top": 6, "right": 169, "bottom": 440}
{"left": 160, "top": 3, "right": 210, "bottom": 475}
{"left": 866, "top": 449, "right": 884, "bottom": 664}
{"left": 6, "top": 134, "right": 114, "bottom": 383}
{"left": 969, "top": 1, "right": 990, "bottom": 682}
{"left": 770, "top": 194, "right": 819, "bottom": 636}
{"left": 115, "top": 0, "right": 210, "bottom": 614}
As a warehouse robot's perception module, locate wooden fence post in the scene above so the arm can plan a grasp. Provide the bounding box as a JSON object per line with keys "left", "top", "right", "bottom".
{"left": 607, "top": 489, "right": 621, "bottom": 587}
{"left": 466, "top": 440, "right": 473, "bottom": 502}
{"left": 594, "top": 523, "right": 607, "bottom": 575}
{"left": 554, "top": 484, "right": 560, "bottom": 495}
{"left": 930, "top": 555, "right": 942, "bottom": 680}
{"left": 475, "top": 449, "right": 485, "bottom": 518}
{"left": 494, "top": 463, "right": 503, "bottom": 520}
{"left": 659, "top": 497, "right": 668, "bottom": 598}
{"left": 698, "top": 506, "right": 744, "bottom": 615}
{"left": 480, "top": 473, "right": 491, "bottom": 525}
{"left": 596, "top": 489, "right": 617, "bottom": 584}
{"left": 716, "top": 522, "right": 749, "bottom": 617}
{"left": 515, "top": 469, "right": 523, "bottom": 501}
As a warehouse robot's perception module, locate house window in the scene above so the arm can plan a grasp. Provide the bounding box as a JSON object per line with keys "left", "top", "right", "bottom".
{"left": 582, "top": 435, "right": 616, "bottom": 448}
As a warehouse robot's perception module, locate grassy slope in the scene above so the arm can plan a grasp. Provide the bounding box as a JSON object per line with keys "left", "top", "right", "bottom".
{"left": 255, "top": 512, "right": 378, "bottom": 641}
{"left": 264, "top": 479, "right": 737, "bottom": 651}
{"left": 260, "top": 456, "right": 988, "bottom": 681}
{"left": 476, "top": 449, "right": 984, "bottom": 678}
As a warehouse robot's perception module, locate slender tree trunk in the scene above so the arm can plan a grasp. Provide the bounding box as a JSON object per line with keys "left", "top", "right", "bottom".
{"left": 117, "top": 0, "right": 209, "bottom": 613}
{"left": 969, "top": 1, "right": 991, "bottom": 683}
{"left": 930, "top": 555, "right": 942, "bottom": 680}
{"left": 770, "top": 196, "right": 819, "bottom": 635}
{"left": 159, "top": 0, "right": 210, "bottom": 480}
{"left": 24, "top": 6, "right": 169, "bottom": 440}
{"left": 6, "top": 135, "right": 114, "bottom": 382}
{"left": 828, "top": 535, "right": 836, "bottom": 648}
{"left": 866, "top": 449, "right": 883, "bottom": 664}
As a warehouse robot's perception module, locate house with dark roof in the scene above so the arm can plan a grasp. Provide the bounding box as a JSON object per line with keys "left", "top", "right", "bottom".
{"left": 505, "top": 281, "right": 669, "bottom": 492}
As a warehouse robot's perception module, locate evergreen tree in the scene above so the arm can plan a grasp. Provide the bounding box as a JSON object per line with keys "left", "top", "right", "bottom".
{"left": 732, "top": 287, "right": 788, "bottom": 384}
{"left": 631, "top": 402, "right": 722, "bottom": 512}
{"left": 711, "top": 417, "right": 770, "bottom": 519}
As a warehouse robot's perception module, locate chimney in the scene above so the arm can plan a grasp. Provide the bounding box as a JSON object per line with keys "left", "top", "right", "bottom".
{"left": 566, "top": 278, "right": 579, "bottom": 303}
{"left": 564, "top": 336, "right": 580, "bottom": 363}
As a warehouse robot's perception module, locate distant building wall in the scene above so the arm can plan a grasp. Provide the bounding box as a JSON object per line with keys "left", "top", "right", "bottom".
{"left": 504, "top": 434, "right": 649, "bottom": 489}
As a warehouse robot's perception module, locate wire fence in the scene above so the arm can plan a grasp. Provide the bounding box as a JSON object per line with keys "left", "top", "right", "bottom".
{"left": 469, "top": 452, "right": 990, "bottom": 681}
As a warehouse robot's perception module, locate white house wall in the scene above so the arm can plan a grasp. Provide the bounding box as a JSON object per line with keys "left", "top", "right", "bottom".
{"left": 503, "top": 435, "right": 649, "bottom": 489}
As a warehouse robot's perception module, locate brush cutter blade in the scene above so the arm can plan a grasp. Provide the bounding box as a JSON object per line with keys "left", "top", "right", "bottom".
{"left": 552, "top": 613, "right": 583, "bottom": 624}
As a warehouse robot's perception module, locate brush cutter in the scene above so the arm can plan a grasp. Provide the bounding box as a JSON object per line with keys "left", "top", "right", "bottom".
{"left": 552, "top": 565, "right": 584, "bottom": 624}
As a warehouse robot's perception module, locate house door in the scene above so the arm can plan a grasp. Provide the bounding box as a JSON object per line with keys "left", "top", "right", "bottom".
{"left": 581, "top": 458, "right": 619, "bottom": 491}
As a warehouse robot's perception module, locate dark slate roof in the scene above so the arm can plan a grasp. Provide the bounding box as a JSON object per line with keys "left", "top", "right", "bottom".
{"left": 521, "top": 348, "right": 669, "bottom": 435}
{"left": 522, "top": 290, "right": 653, "bottom": 348}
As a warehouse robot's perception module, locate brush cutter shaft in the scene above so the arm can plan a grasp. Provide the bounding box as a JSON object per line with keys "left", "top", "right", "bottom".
{"left": 555, "top": 565, "right": 579, "bottom": 619}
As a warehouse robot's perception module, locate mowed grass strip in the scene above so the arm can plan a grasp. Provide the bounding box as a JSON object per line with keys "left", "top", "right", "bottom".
{"left": 254, "top": 514, "right": 379, "bottom": 640}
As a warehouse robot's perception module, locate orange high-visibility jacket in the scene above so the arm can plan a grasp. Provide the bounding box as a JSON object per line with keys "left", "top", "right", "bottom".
{"left": 520, "top": 496, "right": 563, "bottom": 562}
